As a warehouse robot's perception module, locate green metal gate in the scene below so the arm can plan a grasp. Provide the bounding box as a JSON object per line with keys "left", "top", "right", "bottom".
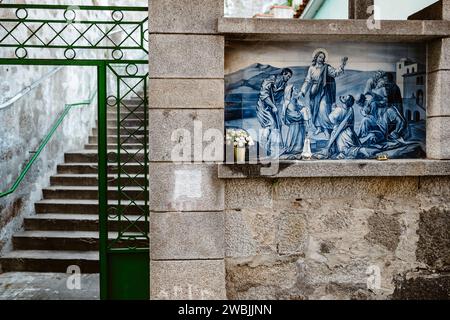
{"left": 0, "top": 4, "right": 149, "bottom": 300}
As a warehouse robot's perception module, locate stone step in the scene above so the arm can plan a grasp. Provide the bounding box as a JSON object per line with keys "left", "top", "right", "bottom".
{"left": 43, "top": 186, "right": 147, "bottom": 200}
{"left": 84, "top": 143, "right": 146, "bottom": 150}
{"left": 24, "top": 214, "right": 148, "bottom": 232}
{"left": 35, "top": 199, "right": 147, "bottom": 215}
{"left": 65, "top": 150, "right": 147, "bottom": 163}
{"left": 12, "top": 231, "right": 148, "bottom": 251}
{"left": 57, "top": 163, "right": 145, "bottom": 175}
{"left": 108, "top": 104, "right": 146, "bottom": 111}
{"left": 92, "top": 127, "right": 148, "bottom": 136}
{"left": 119, "top": 97, "right": 145, "bottom": 102}
{"left": 98, "top": 119, "right": 147, "bottom": 127}
{"left": 107, "top": 111, "right": 146, "bottom": 120}
{"left": 50, "top": 174, "right": 147, "bottom": 186}
{"left": 1, "top": 98, "right": 150, "bottom": 274}
{"left": 89, "top": 135, "right": 147, "bottom": 144}
{"left": 0, "top": 250, "right": 99, "bottom": 273}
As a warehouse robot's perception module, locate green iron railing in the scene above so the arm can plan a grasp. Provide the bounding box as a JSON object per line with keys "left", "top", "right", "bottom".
{"left": 0, "top": 4, "right": 148, "bottom": 61}
{"left": 106, "top": 63, "right": 149, "bottom": 250}
{"left": 0, "top": 90, "right": 97, "bottom": 199}
{"left": 0, "top": 3, "right": 150, "bottom": 299}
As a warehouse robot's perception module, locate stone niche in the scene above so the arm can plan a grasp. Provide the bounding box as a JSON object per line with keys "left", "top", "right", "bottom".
{"left": 220, "top": 17, "right": 450, "bottom": 300}
{"left": 225, "top": 41, "right": 427, "bottom": 161}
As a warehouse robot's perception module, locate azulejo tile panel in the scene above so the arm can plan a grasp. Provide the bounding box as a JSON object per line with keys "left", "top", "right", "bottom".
{"left": 225, "top": 42, "right": 426, "bottom": 160}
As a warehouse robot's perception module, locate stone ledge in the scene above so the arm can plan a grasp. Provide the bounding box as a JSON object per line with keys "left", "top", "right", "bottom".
{"left": 218, "top": 18, "right": 450, "bottom": 42}
{"left": 218, "top": 159, "right": 450, "bottom": 179}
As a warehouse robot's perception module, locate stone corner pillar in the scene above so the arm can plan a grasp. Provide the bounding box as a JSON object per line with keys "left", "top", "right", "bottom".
{"left": 148, "top": 0, "right": 227, "bottom": 300}
{"left": 348, "top": 0, "right": 375, "bottom": 19}
{"left": 444, "top": 0, "right": 450, "bottom": 21}
{"left": 426, "top": 2, "right": 450, "bottom": 160}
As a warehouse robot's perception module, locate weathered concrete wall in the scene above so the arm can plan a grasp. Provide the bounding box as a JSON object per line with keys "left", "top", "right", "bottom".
{"left": 224, "top": 176, "right": 450, "bottom": 299}
{"left": 0, "top": 65, "right": 97, "bottom": 254}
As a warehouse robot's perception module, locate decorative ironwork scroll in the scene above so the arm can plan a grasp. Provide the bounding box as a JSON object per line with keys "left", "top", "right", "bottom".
{"left": 0, "top": 4, "right": 148, "bottom": 61}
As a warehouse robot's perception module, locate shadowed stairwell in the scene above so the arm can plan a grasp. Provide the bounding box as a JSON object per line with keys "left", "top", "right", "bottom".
{"left": 0, "top": 98, "right": 148, "bottom": 276}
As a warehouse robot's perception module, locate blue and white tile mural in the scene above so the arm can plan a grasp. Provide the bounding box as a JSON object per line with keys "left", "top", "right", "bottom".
{"left": 225, "top": 42, "right": 427, "bottom": 160}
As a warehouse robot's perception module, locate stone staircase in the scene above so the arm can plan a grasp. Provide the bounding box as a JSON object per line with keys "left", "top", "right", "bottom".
{"left": 0, "top": 101, "right": 148, "bottom": 274}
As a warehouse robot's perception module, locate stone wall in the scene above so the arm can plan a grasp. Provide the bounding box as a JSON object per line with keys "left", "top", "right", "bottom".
{"left": 427, "top": 37, "right": 450, "bottom": 159}
{"left": 148, "top": 0, "right": 227, "bottom": 300}
{"left": 0, "top": 65, "right": 96, "bottom": 254}
{"left": 224, "top": 176, "right": 450, "bottom": 299}
{"left": 148, "top": 0, "right": 450, "bottom": 300}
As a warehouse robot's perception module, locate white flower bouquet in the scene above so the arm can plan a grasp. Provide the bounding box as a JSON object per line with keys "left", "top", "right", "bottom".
{"left": 225, "top": 129, "right": 254, "bottom": 163}
{"left": 226, "top": 129, "right": 255, "bottom": 148}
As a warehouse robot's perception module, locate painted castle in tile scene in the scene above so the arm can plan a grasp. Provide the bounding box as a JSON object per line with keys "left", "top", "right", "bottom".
{"left": 225, "top": 42, "right": 426, "bottom": 160}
